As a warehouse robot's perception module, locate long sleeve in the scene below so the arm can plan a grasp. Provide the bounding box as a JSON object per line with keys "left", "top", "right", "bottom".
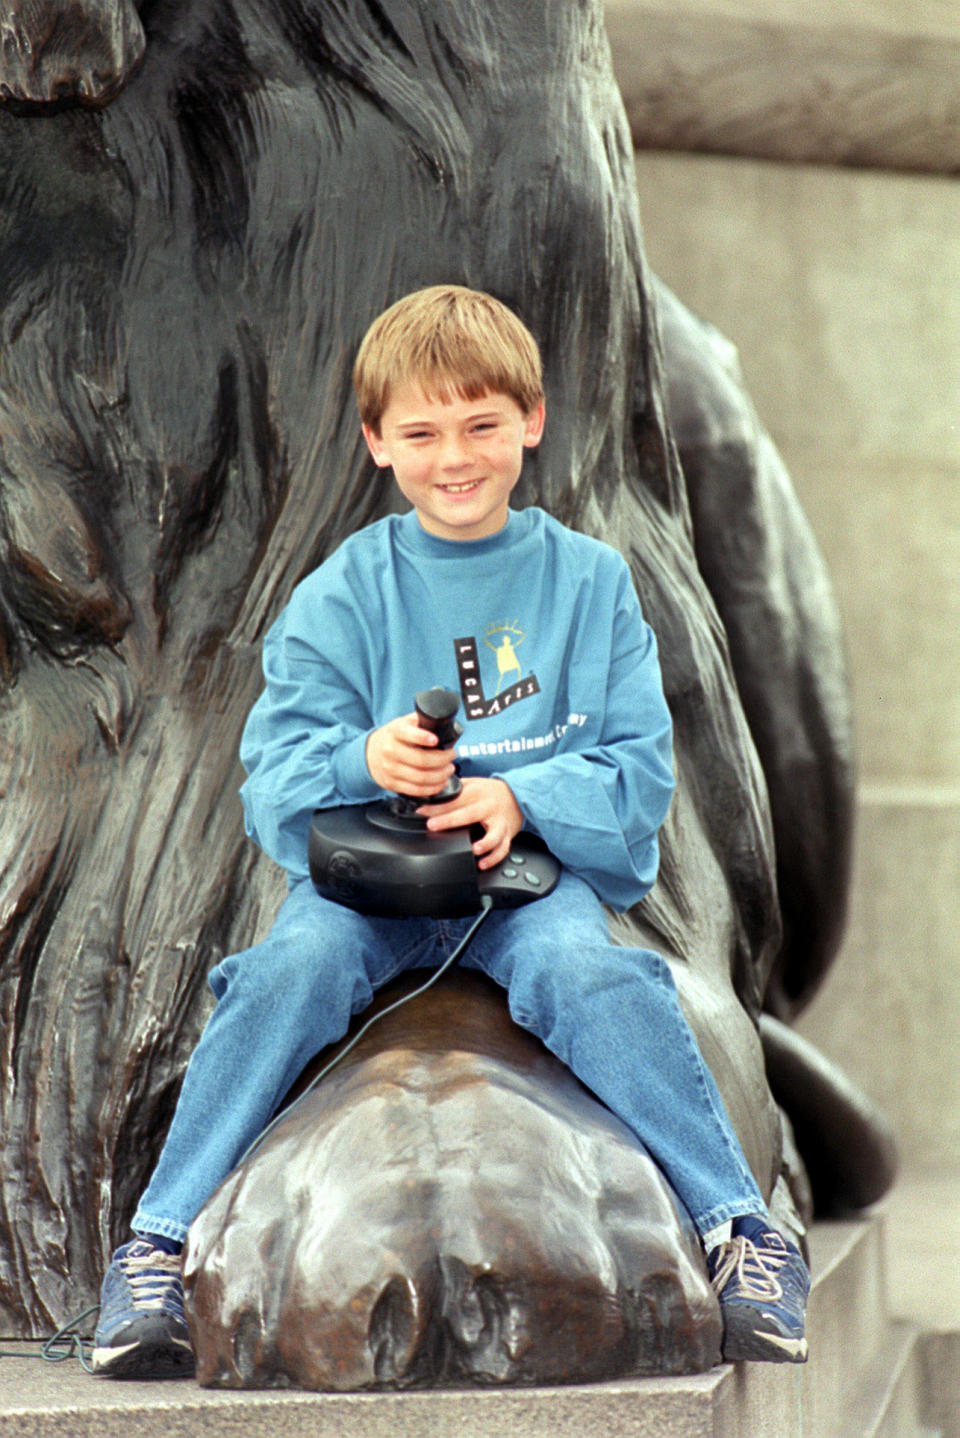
{"left": 238, "top": 588, "right": 382, "bottom": 877}
{"left": 497, "top": 566, "right": 674, "bottom": 910}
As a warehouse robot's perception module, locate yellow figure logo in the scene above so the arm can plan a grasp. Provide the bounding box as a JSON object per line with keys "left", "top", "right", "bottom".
{"left": 485, "top": 622, "right": 524, "bottom": 694}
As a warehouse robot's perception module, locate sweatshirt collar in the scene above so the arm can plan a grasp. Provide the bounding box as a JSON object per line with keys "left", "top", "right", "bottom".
{"left": 396, "top": 507, "right": 533, "bottom": 558}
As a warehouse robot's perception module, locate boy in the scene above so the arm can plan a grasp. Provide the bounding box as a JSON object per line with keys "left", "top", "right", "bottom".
{"left": 92, "top": 285, "right": 810, "bottom": 1378}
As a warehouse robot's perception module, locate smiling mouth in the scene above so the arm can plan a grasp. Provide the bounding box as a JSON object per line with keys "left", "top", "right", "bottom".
{"left": 439, "top": 479, "right": 483, "bottom": 494}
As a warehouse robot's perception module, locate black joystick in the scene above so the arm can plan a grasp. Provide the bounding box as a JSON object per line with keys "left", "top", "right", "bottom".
{"left": 308, "top": 689, "right": 561, "bottom": 917}
{"left": 386, "top": 687, "right": 463, "bottom": 818}
{"left": 415, "top": 685, "right": 463, "bottom": 753}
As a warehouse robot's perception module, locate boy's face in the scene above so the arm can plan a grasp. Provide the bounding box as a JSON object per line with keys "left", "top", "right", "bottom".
{"left": 362, "top": 383, "right": 545, "bottom": 542}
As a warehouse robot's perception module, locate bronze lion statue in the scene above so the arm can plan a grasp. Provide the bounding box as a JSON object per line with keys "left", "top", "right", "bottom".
{"left": 0, "top": 0, "right": 891, "bottom": 1381}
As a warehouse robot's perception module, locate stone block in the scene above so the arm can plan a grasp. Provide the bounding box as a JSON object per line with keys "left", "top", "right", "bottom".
{"left": 606, "top": 0, "right": 960, "bottom": 172}
{"left": 788, "top": 458, "right": 960, "bottom": 789}
{"left": 797, "top": 797, "right": 960, "bottom": 1168}
{"left": 634, "top": 150, "right": 960, "bottom": 471}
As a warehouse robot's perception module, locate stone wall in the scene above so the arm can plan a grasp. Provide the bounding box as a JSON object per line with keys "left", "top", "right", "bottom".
{"left": 606, "top": 0, "right": 960, "bottom": 172}
{"left": 612, "top": 18, "right": 960, "bottom": 1168}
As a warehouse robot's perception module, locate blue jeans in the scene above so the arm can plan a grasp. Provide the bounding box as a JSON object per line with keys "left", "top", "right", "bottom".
{"left": 133, "top": 869, "right": 765, "bottom": 1243}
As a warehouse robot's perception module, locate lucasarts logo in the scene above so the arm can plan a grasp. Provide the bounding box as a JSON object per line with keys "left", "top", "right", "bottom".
{"left": 454, "top": 622, "right": 541, "bottom": 720}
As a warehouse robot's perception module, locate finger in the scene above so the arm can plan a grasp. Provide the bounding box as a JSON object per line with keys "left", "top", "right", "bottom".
{"left": 397, "top": 746, "right": 457, "bottom": 778}
{"left": 475, "top": 833, "right": 510, "bottom": 869}
{"left": 401, "top": 719, "right": 460, "bottom": 755}
{"left": 382, "top": 716, "right": 442, "bottom": 753}
{"left": 417, "top": 794, "right": 465, "bottom": 818}
{"left": 393, "top": 755, "right": 456, "bottom": 784}
{"left": 420, "top": 799, "right": 479, "bottom": 828}
{"left": 470, "top": 820, "right": 502, "bottom": 856}
{"left": 394, "top": 737, "right": 457, "bottom": 768}
{"left": 393, "top": 769, "right": 456, "bottom": 797}
{"left": 404, "top": 725, "right": 443, "bottom": 749}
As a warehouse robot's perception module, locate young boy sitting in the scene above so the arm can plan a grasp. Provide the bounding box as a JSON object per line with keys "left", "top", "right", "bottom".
{"left": 92, "top": 284, "right": 810, "bottom": 1378}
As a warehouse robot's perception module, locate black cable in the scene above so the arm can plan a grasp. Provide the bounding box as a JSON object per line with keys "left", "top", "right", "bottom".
{"left": 40, "top": 1307, "right": 99, "bottom": 1372}
{"left": 19, "top": 894, "right": 494, "bottom": 1371}
{"left": 0, "top": 1305, "right": 100, "bottom": 1371}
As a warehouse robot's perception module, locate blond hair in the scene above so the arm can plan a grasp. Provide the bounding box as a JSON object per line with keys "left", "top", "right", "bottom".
{"left": 353, "top": 285, "right": 544, "bottom": 432}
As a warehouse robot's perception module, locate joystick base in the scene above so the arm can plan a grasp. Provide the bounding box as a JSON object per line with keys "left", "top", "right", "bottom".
{"left": 308, "top": 801, "right": 561, "bottom": 918}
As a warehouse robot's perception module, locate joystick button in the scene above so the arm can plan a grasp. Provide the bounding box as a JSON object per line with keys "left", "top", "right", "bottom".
{"left": 501, "top": 866, "right": 518, "bottom": 879}
{"left": 524, "top": 871, "right": 542, "bottom": 887}
{"left": 509, "top": 851, "right": 526, "bottom": 865}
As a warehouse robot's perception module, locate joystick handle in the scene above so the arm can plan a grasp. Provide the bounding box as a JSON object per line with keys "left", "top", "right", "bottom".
{"left": 387, "top": 687, "right": 463, "bottom": 817}
{"left": 414, "top": 686, "right": 464, "bottom": 751}
{"left": 413, "top": 686, "right": 462, "bottom": 803}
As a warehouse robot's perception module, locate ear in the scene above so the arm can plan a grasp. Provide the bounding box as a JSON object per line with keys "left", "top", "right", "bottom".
{"left": 522, "top": 400, "right": 546, "bottom": 449}
{"left": 362, "top": 423, "right": 391, "bottom": 468}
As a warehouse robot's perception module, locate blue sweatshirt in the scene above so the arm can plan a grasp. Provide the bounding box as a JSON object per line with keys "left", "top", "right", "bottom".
{"left": 239, "top": 507, "right": 675, "bottom": 910}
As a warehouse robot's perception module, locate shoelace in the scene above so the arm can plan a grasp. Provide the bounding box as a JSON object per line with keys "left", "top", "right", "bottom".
{"left": 710, "top": 1232, "right": 787, "bottom": 1303}
{"left": 120, "top": 1245, "right": 184, "bottom": 1312}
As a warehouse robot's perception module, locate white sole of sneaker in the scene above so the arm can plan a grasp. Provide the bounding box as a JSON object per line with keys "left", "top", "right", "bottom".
{"left": 92, "top": 1334, "right": 195, "bottom": 1380}
{"left": 721, "top": 1324, "right": 809, "bottom": 1364}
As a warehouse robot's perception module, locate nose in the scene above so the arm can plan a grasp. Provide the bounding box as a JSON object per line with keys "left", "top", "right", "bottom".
{"left": 438, "top": 433, "right": 471, "bottom": 470}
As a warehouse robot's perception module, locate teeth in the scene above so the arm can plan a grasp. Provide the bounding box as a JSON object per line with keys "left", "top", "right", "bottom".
{"left": 442, "top": 481, "right": 480, "bottom": 493}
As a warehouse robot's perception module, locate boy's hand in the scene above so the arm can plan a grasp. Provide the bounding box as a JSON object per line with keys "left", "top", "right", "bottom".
{"left": 365, "top": 713, "right": 457, "bottom": 797}
{"left": 418, "top": 777, "right": 523, "bottom": 870}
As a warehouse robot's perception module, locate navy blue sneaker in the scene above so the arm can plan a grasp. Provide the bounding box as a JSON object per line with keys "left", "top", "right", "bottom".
{"left": 92, "top": 1239, "right": 194, "bottom": 1378}
{"left": 708, "top": 1215, "right": 810, "bottom": 1363}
